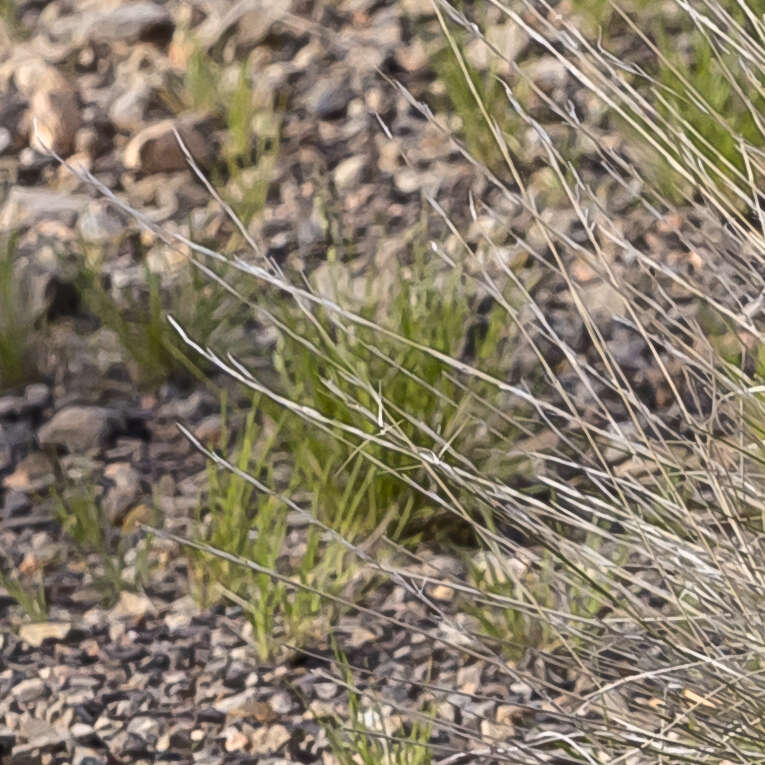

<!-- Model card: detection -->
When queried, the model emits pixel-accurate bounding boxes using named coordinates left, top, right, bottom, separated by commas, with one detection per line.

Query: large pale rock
left=38, top=406, right=117, bottom=453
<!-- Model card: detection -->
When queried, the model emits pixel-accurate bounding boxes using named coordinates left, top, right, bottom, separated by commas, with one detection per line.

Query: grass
left=569, top=0, right=765, bottom=204
left=325, top=646, right=434, bottom=765
left=64, top=0, right=765, bottom=761
left=64, top=37, right=281, bottom=391
left=187, top=393, right=362, bottom=661
left=174, top=36, right=282, bottom=239
left=0, top=231, right=38, bottom=391
left=431, top=20, right=523, bottom=175
left=52, top=477, right=155, bottom=606
left=0, top=569, right=47, bottom=622
left=75, top=253, right=222, bottom=387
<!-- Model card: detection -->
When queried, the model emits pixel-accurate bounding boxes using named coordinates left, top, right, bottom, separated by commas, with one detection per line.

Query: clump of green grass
left=75, top=250, right=244, bottom=388
left=187, top=393, right=362, bottom=660
left=53, top=479, right=155, bottom=605
left=0, top=232, right=38, bottom=390
left=258, top=244, right=538, bottom=548
left=174, top=38, right=282, bottom=236
left=0, top=568, right=47, bottom=622
left=432, top=25, right=523, bottom=175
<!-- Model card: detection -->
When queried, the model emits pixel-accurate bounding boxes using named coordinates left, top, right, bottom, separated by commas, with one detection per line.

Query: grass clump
left=75, top=248, right=250, bottom=387
left=264, top=254, right=524, bottom=545
left=174, top=37, right=281, bottom=235
left=0, top=568, right=47, bottom=622
left=325, top=649, right=434, bottom=765
left=0, top=232, right=38, bottom=391
left=53, top=479, right=155, bottom=606
left=187, top=394, right=361, bottom=660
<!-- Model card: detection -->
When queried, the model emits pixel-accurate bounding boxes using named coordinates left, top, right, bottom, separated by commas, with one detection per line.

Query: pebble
left=109, top=85, right=152, bottom=132
left=12, top=677, right=47, bottom=703
left=333, top=155, right=366, bottom=191
left=305, top=78, right=352, bottom=119
left=103, top=461, right=141, bottom=524
left=18, top=622, right=72, bottom=648
left=2, top=451, right=54, bottom=493
left=123, top=115, right=211, bottom=174
left=38, top=406, right=116, bottom=453
left=28, top=65, right=81, bottom=156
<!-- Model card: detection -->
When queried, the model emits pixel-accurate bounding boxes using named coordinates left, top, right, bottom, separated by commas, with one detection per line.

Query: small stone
left=430, top=584, right=455, bottom=602
left=251, top=701, right=276, bottom=723
left=71, top=722, right=95, bottom=740
left=249, top=724, right=290, bottom=754
left=24, top=383, right=51, bottom=410
left=123, top=115, right=211, bottom=174
left=480, top=718, right=514, bottom=741
left=237, top=0, right=291, bottom=46
left=305, top=78, right=352, bottom=119
left=347, top=626, right=376, bottom=647
left=77, top=201, right=125, bottom=244
left=0, top=395, right=25, bottom=418
left=268, top=692, right=293, bottom=714
left=72, top=746, right=106, bottom=765
left=110, top=590, right=156, bottom=622
left=333, top=155, right=366, bottom=191
left=2, top=490, right=31, bottom=517
left=27, top=66, right=80, bottom=156
left=223, top=661, right=249, bottom=690
left=38, top=406, right=116, bottom=453
left=0, top=188, right=90, bottom=231
left=3, top=451, right=53, bottom=492
left=192, top=414, right=223, bottom=445
left=103, top=462, right=141, bottom=524
left=109, top=86, right=152, bottom=132
left=127, top=715, right=160, bottom=742
left=0, top=92, right=27, bottom=155
left=223, top=726, right=249, bottom=753
left=12, top=677, right=47, bottom=703
left=18, top=622, right=72, bottom=648
left=213, top=689, right=257, bottom=714
left=398, top=0, right=433, bottom=17
left=314, top=682, right=338, bottom=700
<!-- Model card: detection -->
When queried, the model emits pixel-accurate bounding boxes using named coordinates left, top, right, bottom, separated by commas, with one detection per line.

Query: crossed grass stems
left=10, top=0, right=765, bottom=760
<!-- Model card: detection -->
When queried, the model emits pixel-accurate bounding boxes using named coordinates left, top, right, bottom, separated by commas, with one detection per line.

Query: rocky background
left=0, top=0, right=722, bottom=762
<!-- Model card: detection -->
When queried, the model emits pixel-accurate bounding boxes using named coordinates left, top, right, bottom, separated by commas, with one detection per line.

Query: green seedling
left=0, top=569, right=47, bottom=622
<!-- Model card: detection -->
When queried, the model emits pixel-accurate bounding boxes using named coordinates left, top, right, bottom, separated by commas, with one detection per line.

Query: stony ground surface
left=0, top=0, right=744, bottom=763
